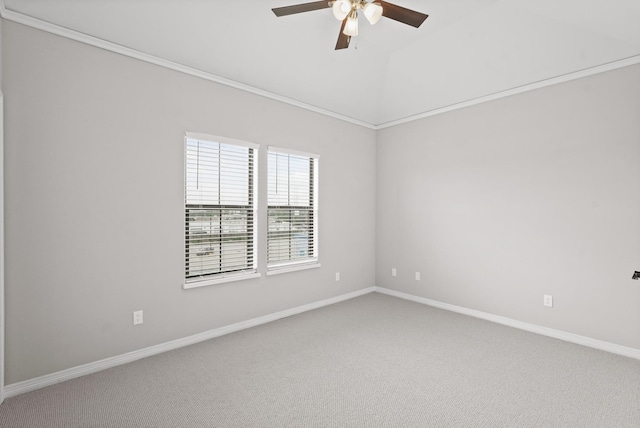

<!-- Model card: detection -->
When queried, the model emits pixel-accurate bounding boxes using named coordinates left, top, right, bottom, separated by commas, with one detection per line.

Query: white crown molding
left=375, top=55, right=640, bottom=129
left=0, top=5, right=376, bottom=130
left=3, top=287, right=376, bottom=398
left=375, top=286, right=640, bottom=361
left=2, top=4, right=639, bottom=130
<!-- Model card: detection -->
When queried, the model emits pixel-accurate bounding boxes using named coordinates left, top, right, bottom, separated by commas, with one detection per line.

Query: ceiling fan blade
left=379, top=1, right=428, bottom=28
left=272, top=1, right=330, bottom=17
left=335, top=18, right=351, bottom=50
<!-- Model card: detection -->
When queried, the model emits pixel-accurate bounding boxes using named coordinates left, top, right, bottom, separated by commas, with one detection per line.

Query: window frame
left=183, top=132, right=260, bottom=289
left=266, top=146, right=320, bottom=274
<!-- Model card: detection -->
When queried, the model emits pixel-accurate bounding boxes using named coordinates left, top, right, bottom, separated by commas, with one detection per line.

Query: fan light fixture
left=363, top=2, right=383, bottom=25
left=272, top=1, right=429, bottom=51
left=332, top=0, right=351, bottom=20
left=331, top=1, right=383, bottom=36
left=344, top=10, right=359, bottom=36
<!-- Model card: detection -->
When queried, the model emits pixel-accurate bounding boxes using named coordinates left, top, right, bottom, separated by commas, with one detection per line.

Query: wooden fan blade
left=272, top=1, right=330, bottom=17
left=335, top=18, right=351, bottom=50
left=379, top=1, right=428, bottom=28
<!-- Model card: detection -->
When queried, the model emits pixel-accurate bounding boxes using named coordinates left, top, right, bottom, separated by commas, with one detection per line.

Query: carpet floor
left=0, top=292, right=638, bottom=427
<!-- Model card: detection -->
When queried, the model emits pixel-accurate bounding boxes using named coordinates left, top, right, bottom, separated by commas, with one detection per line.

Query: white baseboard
left=375, top=286, right=640, bottom=361
left=7, top=285, right=638, bottom=398
left=4, top=287, right=376, bottom=398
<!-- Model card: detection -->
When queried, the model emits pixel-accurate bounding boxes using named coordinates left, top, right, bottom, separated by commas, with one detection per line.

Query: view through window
left=184, top=134, right=256, bottom=282
left=267, top=148, right=318, bottom=269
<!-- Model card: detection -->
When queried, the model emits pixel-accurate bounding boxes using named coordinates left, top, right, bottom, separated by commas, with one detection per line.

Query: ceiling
left=3, top=0, right=640, bottom=127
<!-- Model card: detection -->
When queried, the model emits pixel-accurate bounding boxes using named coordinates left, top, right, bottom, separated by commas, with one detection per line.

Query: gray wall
left=2, top=21, right=376, bottom=384
left=0, top=15, right=5, bottom=401
left=377, top=64, right=640, bottom=349
left=3, top=17, right=640, bottom=387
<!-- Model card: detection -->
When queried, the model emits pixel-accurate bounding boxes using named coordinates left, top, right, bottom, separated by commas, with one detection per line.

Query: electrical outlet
left=335, top=272, right=340, bottom=281
left=415, top=272, right=421, bottom=281
left=543, top=295, right=553, bottom=308
left=391, top=268, right=397, bottom=277
left=133, top=310, right=143, bottom=325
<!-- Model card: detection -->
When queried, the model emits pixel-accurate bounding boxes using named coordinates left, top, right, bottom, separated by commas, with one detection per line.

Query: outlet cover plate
left=133, top=310, right=143, bottom=325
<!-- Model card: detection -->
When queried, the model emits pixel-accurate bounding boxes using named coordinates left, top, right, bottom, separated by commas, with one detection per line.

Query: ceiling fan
left=272, top=1, right=428, bottom=50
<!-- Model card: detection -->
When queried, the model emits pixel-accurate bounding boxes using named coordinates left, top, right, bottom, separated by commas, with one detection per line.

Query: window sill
left=266, top=262, right=321, bottom=276
left=183, top=272, right=261, bottom=289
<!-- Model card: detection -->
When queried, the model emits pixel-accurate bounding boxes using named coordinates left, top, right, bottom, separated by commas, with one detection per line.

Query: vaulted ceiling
left=4, top=0, right=640, bottom=127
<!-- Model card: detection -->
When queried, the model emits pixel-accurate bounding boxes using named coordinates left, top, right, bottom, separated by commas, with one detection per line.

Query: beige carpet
left=0, top=292, right=639, bottom=427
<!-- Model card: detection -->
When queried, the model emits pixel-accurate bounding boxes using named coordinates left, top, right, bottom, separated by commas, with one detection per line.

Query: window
left=267, top=147, right=318, bottom=271
left=184, top=133, right=258, bottom=287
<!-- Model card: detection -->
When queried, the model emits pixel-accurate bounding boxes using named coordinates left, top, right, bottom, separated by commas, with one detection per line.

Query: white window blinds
left=267, top=147, right=318, bottom=269
left=185, top=134, right=257, bottom=283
